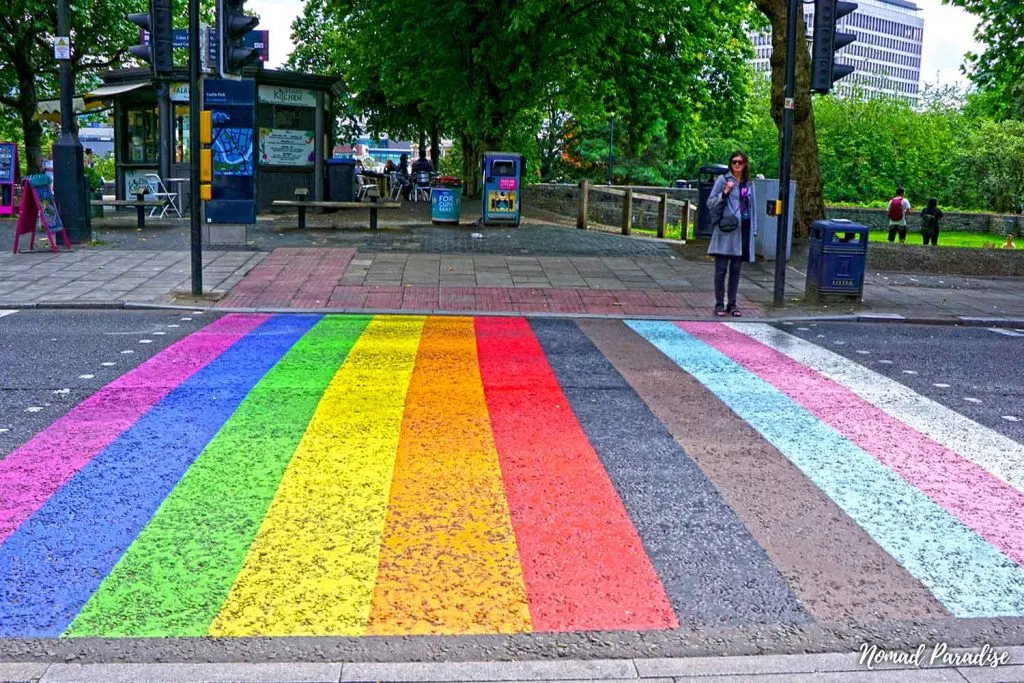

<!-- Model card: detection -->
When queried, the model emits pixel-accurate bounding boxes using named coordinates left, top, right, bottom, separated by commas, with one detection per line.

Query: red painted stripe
left=475, top=317, right=677, bottom=632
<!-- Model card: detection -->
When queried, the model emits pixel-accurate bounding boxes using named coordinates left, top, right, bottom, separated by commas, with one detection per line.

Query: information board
left=0, top=142, right=17, bottom=216
left=13, top=174, right=71, bottom=253
left=204, top=78, right=256, bottom=224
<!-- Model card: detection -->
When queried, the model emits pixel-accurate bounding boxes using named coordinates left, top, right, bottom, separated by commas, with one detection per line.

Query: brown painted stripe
left=577, top=319, right=949, bottom=623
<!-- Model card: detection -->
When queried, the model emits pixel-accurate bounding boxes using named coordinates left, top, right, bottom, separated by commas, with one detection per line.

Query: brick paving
left=214, top=248, right=762, bottom=317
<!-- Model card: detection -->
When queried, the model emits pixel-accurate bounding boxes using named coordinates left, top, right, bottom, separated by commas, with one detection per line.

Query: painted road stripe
left=366, top=317, right=530, bottom=635
left=0, top=315, right=317, bottom=637
left=579, top=319, right=947, bottom=622
left=690, top=323, right=1024, bottom=568
left=630, top=321, right=1024, bottom=617
left=0, top=314, right=268, bottom=545
left=210, top=316, right=424, bottom=637
left=475, top=318, right=677, bottom=632
left=733, top=324, right=1024, bottom=495
left=0, top=310, right=16, bottom=318
left=532, top=319, right=808, bottom=627
left=66, top=316, right=369, bottom=637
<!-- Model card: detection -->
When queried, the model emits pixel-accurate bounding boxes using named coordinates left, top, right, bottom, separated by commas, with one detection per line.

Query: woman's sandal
left=714, top=309, right=726, bottom=317
left=730, top=309, right=742, bottom=317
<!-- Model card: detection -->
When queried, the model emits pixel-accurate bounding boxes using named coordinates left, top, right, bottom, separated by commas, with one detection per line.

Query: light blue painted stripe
left=0, top=314, right=321, bottom=637
left=628, top=320, right=1024, bottom=618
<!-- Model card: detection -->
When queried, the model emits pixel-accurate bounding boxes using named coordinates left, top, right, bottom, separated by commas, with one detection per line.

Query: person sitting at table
left=411, top=150, right=434, bottom=174
left=395, top=153, right=414, bottom=200
left=384, top=159, right=397, bottom=173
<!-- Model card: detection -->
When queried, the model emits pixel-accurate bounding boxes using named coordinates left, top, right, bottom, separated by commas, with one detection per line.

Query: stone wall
left=524, top=183, right=699, bottom=231
left=826, top=206, right=1024, bottom=235
left=866, top=241, right=1024, bottom=276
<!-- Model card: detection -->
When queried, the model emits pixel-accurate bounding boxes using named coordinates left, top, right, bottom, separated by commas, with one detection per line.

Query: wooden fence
left=575, top=179, right=695, bottom=239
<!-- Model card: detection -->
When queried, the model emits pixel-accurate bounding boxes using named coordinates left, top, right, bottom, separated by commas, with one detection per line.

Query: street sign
left=139, top=28, right=269, bottom=66
left=53, top=36, right=70, bottom=60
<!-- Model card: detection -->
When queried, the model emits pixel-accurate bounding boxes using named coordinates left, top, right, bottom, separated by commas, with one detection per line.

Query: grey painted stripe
left=39, top=663, right=340, bottom=682
left=528, top=319, right=808, bottom=627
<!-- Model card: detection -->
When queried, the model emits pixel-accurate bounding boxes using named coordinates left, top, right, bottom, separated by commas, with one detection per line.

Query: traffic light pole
left=773, top=0, right=799, bottom=308
left=188, top=0, right=203, bottom=295
left=53, top=0, right=90, bottom=244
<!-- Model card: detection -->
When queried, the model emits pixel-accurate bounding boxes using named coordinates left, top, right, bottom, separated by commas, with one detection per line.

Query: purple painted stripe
left=685, top=322, right=1024, bottom=568
left=0, top=314, right=269, bottom=544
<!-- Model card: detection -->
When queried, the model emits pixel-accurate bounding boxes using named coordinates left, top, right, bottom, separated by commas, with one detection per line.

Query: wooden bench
left=273, top=187, right=400, bottom=230
left=90, top=197, right=168, bottom=229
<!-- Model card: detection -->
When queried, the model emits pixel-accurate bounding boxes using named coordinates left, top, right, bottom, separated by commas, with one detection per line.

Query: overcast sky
left=247, top=0, right=983, bottom=90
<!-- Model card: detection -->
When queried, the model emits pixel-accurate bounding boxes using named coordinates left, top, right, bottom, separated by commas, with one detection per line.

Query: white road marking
left=0, top=428, right=8, bottom=433
left=934, top=383, right=950, bottom=388
left=180, top=317, right=192, bottom=321
left=138, top=339, right=153, bottom=344
left=121, top=350, right=135, bottom=354
left=797, top=327, right=810, bottom=331
left=101, top=362, right=116, bottom=367
left=153, top=331, right=166, bottom=335
left=1003, top=416, right=1020, bottom=422
left=988, top=327, right=1024, bottom=337
left=78, top=374, right=95, bottom=379
left=878, top=360, right=894, bottom=364
left=53, top=389, right=70, bottom=395
left=903, top=370, right=919, bottom=375
left=965, top=397, right=983, bottom=404
left=167, top=324, right=180, bottom=328
left=856, top=350, right=870, bottom=355
left=0, top=310, right=16, bottom=318
left=731, top=323, right=1024, bottom=495
left=25, top=407, right=42, bottom=413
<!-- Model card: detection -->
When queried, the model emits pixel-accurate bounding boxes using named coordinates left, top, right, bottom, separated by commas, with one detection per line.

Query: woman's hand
left=724, top=178, right=735, bottom=195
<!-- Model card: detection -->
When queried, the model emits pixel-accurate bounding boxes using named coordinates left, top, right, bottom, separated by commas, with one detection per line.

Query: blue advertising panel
left=204, top=78, right=256, bottom=224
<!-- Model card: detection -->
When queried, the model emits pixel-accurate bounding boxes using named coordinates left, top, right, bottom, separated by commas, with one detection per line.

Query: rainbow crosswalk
left=0, top=314, right=1022, bottom=638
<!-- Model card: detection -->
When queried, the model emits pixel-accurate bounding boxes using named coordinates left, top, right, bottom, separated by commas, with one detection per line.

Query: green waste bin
left=431, top=176, right=463, bottom=224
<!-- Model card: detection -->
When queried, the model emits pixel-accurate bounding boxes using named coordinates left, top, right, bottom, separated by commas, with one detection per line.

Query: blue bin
left=431, top=184, right=462, bottom=224
left=806, top=219, right=868, bottom=300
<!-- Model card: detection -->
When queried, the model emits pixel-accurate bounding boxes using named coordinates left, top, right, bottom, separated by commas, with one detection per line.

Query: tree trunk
left=429, top=123, right=440, bottom=170
left=13, top=53, right=43, bottom=174
left=754, top=0, right=826, bottom=238
left=460, top=134, right=499, bottom=199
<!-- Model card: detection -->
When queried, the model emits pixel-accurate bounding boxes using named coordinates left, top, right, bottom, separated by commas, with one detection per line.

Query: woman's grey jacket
left=706, top=174, right=757, bottom=260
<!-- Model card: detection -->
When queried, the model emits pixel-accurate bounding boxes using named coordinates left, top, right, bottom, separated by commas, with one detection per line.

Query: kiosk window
left=257, top=104, right=315, bottom=130
left=126, top=108, right=159, bottom=164
left=174, top=105, right=190, bottom=163
left=491, top=160, right=516, bottom=176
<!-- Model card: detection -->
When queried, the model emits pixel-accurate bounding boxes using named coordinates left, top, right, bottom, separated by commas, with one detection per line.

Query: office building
left=750, top=0, right=924, bottom=104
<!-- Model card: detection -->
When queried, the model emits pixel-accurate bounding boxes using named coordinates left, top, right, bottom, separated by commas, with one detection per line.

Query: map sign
left=0, top=143, right=16, bottom=184
left=203, top=78, right=255, bottom=224
left=258, top=129, right=314, bottom=166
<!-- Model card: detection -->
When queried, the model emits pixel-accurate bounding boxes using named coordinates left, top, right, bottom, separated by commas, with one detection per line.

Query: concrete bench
left=90, top=198, right=168, bottom=229
left=272, top=192, right=401, bottom=230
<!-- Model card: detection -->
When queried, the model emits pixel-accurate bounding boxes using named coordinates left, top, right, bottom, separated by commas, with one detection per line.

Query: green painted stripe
left=65, top=315, right=372, bottom=637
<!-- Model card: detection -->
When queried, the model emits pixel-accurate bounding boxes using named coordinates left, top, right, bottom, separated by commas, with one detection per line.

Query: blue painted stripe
left=628, top=320, right=1024, bottom=618
left=0, top=315, right=320, bottom=637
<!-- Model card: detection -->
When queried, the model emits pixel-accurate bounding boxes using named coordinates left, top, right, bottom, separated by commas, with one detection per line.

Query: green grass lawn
left=868, top=230, right=1012, bottom=249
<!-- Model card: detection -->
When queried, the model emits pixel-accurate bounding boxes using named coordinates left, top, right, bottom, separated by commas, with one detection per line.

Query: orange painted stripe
left=366, top=317, right=531, bottom=635
left=475, top=317, right=677, bottom=631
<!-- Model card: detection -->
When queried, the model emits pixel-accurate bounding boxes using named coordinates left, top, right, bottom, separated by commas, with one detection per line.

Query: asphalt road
left=0, top=312, right=1021, bottom=665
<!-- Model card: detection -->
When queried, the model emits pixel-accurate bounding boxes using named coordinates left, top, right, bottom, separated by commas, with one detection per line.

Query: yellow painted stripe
left=366, top=317, right=531, bottom=635
left=209, top=315, right=425, bottom=637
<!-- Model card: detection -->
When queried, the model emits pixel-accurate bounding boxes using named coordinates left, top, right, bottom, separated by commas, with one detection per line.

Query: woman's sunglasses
left=730, top=159, right=745, bottom=166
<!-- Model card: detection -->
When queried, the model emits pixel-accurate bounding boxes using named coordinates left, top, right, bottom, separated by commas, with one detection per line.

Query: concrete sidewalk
left=1, top=240, right=1023, bottom=323
left=1, top=649, right=1020, bottom=682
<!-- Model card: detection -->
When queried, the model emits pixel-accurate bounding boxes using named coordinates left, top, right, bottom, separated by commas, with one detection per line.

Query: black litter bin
left=326, top=158, right=356, bottom=202
left=806, top=219, right=868, bottom=301
left=696, top=164, right=729, bottom=239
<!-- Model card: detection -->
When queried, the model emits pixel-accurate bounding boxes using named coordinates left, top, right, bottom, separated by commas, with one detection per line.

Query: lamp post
left=607, top=117, right=614, bottom=186
left=53, top=0, right=91, bottom=244
left=189, top=0, right=202, bottom=295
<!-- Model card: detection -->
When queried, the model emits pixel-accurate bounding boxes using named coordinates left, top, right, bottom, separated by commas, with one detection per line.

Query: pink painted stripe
left=681, top=322, right=1024, bottom=568
left=0, top=314, right=270, bottom=544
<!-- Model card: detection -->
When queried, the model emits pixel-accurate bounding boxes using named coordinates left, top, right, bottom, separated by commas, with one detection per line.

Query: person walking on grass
left=707, top=151, right=757, bottom=317
left=887, top=186, right=912, bottom=243
left=919, top=197, right=943, bottom=246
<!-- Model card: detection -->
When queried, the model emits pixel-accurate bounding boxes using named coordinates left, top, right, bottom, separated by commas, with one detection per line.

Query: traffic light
left=217, top=0, right=260, bottom=76
left=811, top=0, right=858, bottom=94
left=127, top=0, right=173, bottom=74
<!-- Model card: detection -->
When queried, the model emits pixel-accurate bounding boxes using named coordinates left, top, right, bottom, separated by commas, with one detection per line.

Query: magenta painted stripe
left=0, top=314, right=270, bottom=544
left=681, top=322, right=1024, bottom=568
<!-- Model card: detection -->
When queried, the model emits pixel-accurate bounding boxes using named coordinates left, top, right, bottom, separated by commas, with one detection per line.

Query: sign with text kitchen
left=257, top=86, right=316, bottom=108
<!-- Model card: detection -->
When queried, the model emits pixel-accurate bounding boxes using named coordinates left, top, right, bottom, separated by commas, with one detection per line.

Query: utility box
left=806, top=219, right=868, bottom=301
left=481, top=152, right=523, bottom=227
left=754, top=178, right=796, bottom=261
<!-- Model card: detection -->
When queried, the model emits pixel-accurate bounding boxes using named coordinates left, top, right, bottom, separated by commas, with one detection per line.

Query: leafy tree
left=945, top=0, right=1024, bottom=119
left=298, top=0, right=755, bottom=196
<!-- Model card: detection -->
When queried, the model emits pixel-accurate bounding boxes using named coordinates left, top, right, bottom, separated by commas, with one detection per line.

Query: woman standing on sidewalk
left=706, top=151, right=757, bottom=317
